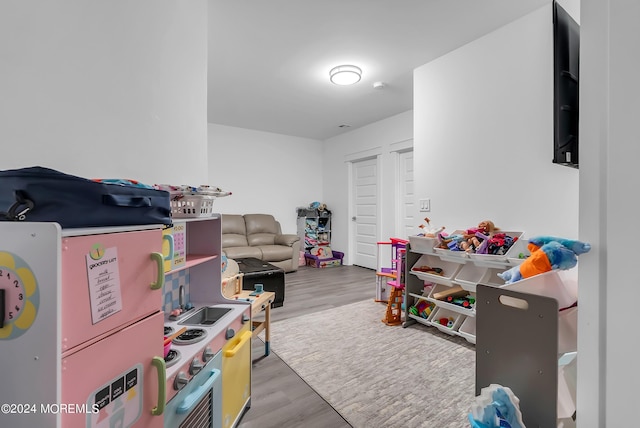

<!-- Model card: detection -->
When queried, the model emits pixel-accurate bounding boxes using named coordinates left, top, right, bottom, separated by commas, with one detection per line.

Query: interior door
left=397, top=149, right=415, bottom=240
left=350, top=157, right=379, bottom=269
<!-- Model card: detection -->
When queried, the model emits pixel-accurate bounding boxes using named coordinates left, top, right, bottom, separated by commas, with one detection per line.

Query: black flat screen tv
left=553, top=1, right=580, bottom=168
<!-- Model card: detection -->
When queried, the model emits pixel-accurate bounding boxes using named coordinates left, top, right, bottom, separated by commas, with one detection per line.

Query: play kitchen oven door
left=165, top=352, right=223, bottom=428
left=222, top=321, right=252, bottom=428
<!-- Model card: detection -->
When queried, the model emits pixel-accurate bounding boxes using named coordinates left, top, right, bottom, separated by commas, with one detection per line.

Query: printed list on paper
left=86, top=247, right=123, bottom=324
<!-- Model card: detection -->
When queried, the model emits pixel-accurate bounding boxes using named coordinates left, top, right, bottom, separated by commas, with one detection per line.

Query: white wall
left=413, top=4, right=579, bottom=238
left=322, top=111, right=413, bottom=264
left=580, top=0, right=639, bottom=425
left=0, top=0, right=208, bottom=185
left=207, top=124, right=323, bottom=234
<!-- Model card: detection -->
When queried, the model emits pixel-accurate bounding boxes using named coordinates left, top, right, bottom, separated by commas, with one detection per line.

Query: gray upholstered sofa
left=221, top=214, right=301, bottom=273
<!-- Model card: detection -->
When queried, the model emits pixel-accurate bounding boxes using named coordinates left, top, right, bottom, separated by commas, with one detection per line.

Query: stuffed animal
left=498, top=236, right=591, bottom=284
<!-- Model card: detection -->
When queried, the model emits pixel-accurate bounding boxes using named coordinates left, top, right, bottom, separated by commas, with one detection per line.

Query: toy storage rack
left=404, top=239, right=578, bottom=426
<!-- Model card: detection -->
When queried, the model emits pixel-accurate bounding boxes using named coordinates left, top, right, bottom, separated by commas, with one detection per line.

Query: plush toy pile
left=498, top=236, right=591, bottom=284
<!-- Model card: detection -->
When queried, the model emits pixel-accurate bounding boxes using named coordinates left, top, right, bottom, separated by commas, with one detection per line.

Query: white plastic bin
left=453, top=263, right=488, bottom=292
left=411, top=253, right=463, bottom=286
left=458, top=316, right=476, bottom=344
left=480, top=267, right=507, bottom=287
left=499, top=270, right=578, bottom=310
left=426, top=283, right=476, bottom=315
left=427, top=307, right=465, bottom=335
left=433, top=229, right=469, bottom=262
left=557, top=352, right=577, bottom=421
left=506, top=237, right=530, bottom=266
left=409, top=235, right=438, bottom=254
left=467, top=230, right=524, bottom=267
left=558, top=306, right=578, bottom=354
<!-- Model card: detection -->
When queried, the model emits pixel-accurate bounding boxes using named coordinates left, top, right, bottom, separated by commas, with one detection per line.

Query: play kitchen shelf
left=0, top=216, right=251, bottom=428
left=162, top=216, right=251, bottom=428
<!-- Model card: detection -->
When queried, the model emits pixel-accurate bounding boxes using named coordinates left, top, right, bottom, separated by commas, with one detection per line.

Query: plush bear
left=498, top=236, right=591, bottom=284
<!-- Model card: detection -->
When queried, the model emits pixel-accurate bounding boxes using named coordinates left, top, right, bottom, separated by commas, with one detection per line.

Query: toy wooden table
left=231, top=290, right=275, bottom=359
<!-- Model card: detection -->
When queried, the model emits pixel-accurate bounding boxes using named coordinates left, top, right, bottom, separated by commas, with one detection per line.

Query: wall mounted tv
left=553, top=1, right=580, bottom=169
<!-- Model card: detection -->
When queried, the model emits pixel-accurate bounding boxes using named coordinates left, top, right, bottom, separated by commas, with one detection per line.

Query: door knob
left=352, top=216, right=356, bottom=221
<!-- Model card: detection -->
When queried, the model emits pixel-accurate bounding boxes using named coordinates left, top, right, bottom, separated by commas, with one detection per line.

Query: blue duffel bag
left=0, top=166, right=171, bottom=228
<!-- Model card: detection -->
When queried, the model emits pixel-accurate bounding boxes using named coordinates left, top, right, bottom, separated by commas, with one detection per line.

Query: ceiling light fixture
left=330, top=65, right=362, bottom=85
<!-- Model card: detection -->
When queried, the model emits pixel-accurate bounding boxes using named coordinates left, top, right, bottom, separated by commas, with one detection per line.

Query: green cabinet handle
left=150, top=252, right=165, bottom=290
left=151, top=356, right=166, bottom=416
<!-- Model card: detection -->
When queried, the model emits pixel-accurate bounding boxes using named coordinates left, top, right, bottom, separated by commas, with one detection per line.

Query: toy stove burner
left=172, top=328, right=208, bottom=345
left=164, top=349, right=181, bottom=368
left=164, top=326, right=173, bottom=336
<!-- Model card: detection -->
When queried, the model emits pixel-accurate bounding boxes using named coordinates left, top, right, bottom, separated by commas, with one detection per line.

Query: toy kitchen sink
left=177, top=306, right=233, bottom=326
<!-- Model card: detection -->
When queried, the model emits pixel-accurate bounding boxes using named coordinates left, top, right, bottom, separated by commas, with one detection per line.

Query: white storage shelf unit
left=404, top=230, right=527, bottom=345
left=404, top=234, right=580, bottom=425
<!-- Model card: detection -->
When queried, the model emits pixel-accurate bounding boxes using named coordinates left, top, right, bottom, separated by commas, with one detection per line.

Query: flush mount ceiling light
left=330, top=65, right=362, bottom=85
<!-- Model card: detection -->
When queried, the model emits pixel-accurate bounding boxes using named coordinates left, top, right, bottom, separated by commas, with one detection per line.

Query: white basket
left=411, top=253, right=463, bottom=286
left=171, top=194, right=215, bottom=218
left=453, top=263, right=488, bottom=292
left=458, top=316, right=477, bottom=344
left=409, top=235, right=438, bottom=254
left=467, top=230, right=525, bottom=267
left=499, top=270, right=578, bottom=309
left=427, top=307, right=465, bottom=335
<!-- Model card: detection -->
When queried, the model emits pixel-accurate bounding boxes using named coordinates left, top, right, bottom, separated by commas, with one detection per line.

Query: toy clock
left=0, top=250, right=40, bottom=340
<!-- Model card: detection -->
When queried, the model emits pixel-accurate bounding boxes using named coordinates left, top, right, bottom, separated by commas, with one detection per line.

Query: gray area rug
left=264, top=299, right=476, bottom=428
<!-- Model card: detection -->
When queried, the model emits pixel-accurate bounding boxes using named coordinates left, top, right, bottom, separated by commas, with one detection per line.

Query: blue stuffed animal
left=498, top=236, right=591, bottom=284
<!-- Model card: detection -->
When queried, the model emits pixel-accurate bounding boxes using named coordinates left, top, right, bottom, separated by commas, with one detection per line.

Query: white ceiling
left=207, top=0, right=549, bottom=141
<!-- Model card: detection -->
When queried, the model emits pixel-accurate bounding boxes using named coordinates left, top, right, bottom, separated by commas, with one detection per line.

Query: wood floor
left=237, top=264, right=377, bottom=428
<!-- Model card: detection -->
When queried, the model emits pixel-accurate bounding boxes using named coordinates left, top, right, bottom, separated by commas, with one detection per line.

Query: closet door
left=350, top=156, right=379, bottom=269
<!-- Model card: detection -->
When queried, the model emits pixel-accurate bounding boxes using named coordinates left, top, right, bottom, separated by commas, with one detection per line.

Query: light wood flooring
left=237, top=264, right=377, bottom=428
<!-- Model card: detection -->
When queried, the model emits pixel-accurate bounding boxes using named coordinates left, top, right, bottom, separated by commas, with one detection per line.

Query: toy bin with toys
left=426, top=283, right=476, bottom=315
left=433, top=229, right=470, bottom=261
left=410, top=253, right=463, bottom=286
left=506, top=237, right=531, bottom=265
left=408, top=235, right=438, bottom=254
left=304, top=246, right=344, bottom=268
left=410, top=217, right=445, bottom=254
left=466, top=230, right=524, bottom=267
left=432, top=220, right=523, bottom=267
left=427, top=306, right=465, bottom=336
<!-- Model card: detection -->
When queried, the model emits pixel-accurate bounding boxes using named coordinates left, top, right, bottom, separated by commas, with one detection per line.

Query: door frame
left=345, top=147, right=382, bottom=267
left=390, top=139, right=414, bottom=239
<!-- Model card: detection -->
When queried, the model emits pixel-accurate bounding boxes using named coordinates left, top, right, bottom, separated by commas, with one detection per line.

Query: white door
left=397, top=150, right=414, bottom=240
left=351, top=157, right=378, bottom=269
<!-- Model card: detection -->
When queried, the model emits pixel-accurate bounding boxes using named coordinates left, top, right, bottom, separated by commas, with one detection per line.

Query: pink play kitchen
left=0, top=216, right=251, bottom=428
